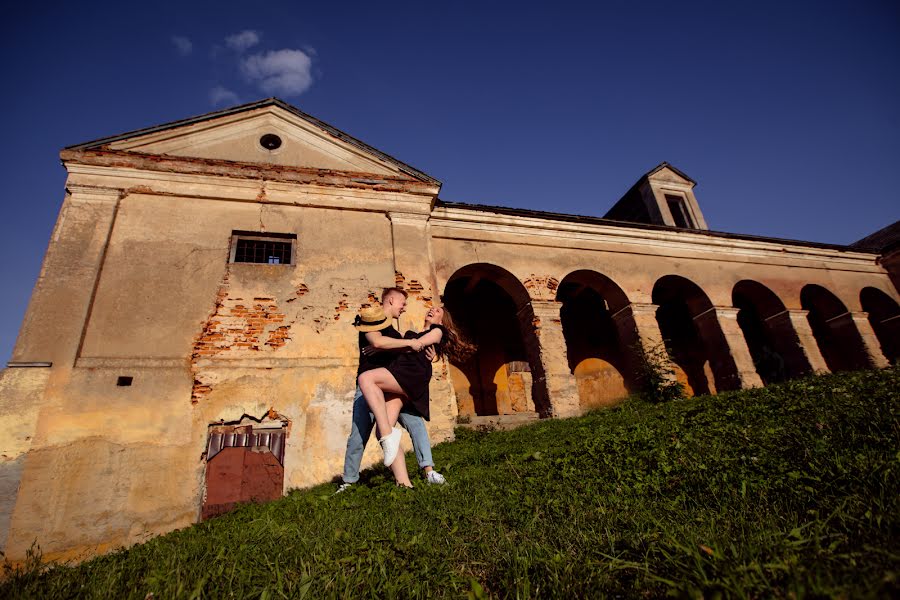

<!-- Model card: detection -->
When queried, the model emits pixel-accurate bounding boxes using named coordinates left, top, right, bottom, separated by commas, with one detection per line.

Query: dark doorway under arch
left=443, top=264, right=543, bottom=417
left=801, top=285, right=869, bottom=372
left=653, top=275, right=741, bottom=394
left=732, top=280, right=808, bottom=383
left=557, top=271, right=635, bottom=409
left=860, top=287, right=899, bottom=364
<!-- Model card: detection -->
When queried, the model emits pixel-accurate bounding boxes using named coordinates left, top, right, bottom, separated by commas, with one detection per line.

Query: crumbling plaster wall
left=3, top=180, right=453, bottom=562
left=3, top=361, right=198, bottom=562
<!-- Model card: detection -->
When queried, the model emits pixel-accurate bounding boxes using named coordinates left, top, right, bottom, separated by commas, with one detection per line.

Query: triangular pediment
left=645, top=162, right=695, bottom=187
left=68, top=99, right=438, bottom=183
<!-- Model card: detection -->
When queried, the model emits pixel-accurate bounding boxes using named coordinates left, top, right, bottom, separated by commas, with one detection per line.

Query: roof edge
left=435, top=199, right=869, bottom=254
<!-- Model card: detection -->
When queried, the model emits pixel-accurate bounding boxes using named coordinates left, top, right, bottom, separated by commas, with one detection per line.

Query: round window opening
left=259, top=134, right=283, bottom=151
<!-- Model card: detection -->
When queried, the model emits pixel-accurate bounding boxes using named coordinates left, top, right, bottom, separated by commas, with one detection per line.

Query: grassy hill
left=3, top=368, right=899, bottom=599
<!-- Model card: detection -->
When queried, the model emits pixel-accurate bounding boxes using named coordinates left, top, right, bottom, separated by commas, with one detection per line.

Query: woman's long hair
left=433, top=307, right=476, bottom=364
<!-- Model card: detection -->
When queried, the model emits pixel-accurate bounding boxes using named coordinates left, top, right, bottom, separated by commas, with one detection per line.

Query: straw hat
left=353, top=305, right=392, bottom=332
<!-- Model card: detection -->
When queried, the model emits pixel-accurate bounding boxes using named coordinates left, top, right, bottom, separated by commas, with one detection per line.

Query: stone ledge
left=456, top=412, right=541, bottom=431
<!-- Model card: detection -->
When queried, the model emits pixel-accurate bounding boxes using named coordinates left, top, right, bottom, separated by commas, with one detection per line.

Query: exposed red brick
left=191, top=272, right=294, bottom=402
left=523, top=275, right=561, bottom=300
left=407, top=279, right=424, bottom=294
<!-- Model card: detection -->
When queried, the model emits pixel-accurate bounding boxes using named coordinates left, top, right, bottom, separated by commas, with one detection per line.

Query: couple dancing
left=340, top=287, right=470, bottom=489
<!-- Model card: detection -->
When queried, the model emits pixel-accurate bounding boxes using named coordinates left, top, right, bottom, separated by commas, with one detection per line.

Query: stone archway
left=732, top=280, right=808, bottom=383
left=860, top=287, right=900, bottom=364
left=800, top=284, right=870, bottom=372
left=652, top=275, right=743, bottom=394
left=557, top=270, right=635, bottom=410
left=443, top=263, right=545, bottom=420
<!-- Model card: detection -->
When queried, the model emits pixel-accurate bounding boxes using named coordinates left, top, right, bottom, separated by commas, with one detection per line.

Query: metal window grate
left=234, top=238, right=292, bottom=264
left=206, top=426, right=286, bottom=465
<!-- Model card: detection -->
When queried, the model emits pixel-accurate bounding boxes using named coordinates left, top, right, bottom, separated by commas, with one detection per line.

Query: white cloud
left=240, top=49, right=313, bottom=97
left=171, top=35, right=192, bottom=56
left=209, top=86, right=240, bottom=106
left=226, top=30, right=261, bottom=52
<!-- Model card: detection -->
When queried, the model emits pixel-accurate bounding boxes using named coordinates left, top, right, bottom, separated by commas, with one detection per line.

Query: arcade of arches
left=442, top=264, right=898, bottom=422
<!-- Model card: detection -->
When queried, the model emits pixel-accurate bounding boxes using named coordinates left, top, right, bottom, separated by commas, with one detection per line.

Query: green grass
left=3, top=368, right=899, bottom=599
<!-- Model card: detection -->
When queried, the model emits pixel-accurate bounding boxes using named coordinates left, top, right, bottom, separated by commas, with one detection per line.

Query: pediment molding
left=646, top=164, right=695, bottom=188
left=65, top=98, right=440, bottom=187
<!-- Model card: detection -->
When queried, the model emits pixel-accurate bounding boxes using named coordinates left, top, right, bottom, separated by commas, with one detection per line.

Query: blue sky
left=1, top=0, right=898, bottom=362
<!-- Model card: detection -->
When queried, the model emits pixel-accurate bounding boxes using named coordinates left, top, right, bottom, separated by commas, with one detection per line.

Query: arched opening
left=800, top=285, right=869, bottom=372
left=860, top=287, right=900, bottom=364
left=443, top=264, right=544, bottom=419
left=652, top=275, right=740, bottom=394
left=732, top=280, right=807, bottom=383
left=557, top=270, right=635, bottom=410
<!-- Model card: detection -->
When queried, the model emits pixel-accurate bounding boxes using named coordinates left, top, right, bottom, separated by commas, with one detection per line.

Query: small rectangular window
left=665, top=195, right=694, bottom=229
left=230, top=231, right=296, bottom=265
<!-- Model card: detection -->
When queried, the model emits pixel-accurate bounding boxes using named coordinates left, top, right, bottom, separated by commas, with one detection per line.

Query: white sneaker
left=425, top=470, right=446, bottom=485
left=379, top=427, right=402, bottom=466
left=333, top=482, right=353, bottom=495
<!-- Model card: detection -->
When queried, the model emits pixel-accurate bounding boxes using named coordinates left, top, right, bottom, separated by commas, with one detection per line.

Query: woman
left=358, top=306, right=471, bottom=485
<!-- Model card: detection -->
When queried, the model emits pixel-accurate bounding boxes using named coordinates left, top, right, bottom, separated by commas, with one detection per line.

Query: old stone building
left=1, top=98, right=897, bottom=563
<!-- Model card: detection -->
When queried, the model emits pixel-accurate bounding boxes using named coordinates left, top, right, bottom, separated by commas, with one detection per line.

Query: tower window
left=665, top=195, right=695, bottom=229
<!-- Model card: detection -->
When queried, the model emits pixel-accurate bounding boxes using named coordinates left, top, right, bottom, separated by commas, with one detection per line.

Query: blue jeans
left=342, top=386, right=434, bottom=483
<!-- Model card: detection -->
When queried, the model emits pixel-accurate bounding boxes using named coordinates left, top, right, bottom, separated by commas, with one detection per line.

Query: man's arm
left=364, top=344, right=436, bottom=359
left=365, top=331, right=424, bottom=352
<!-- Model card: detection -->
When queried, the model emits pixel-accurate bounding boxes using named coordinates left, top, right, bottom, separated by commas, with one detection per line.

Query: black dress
left=386, top=325, right=446, bottom=421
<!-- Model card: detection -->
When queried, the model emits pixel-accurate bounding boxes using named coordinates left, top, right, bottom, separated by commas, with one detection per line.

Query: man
left=337, top=287, right=445, bottom=492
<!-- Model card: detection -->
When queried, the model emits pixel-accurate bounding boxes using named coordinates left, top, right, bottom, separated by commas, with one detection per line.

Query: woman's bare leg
left=358, top=368, right=407, bottom=440
left=384, top=396, right=413, bottom=487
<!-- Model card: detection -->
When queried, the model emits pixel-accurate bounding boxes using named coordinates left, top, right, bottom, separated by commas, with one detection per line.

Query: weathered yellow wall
left=0, top=368, right=48, bottom=551
left=573, top=358, right=628, bottom=410
left=3, top=180, right=453, bottom=562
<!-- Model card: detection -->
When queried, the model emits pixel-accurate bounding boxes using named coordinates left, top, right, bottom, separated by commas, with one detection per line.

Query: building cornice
left=430, top=205, right=881, bottom=269
left=61, top=149, right=440, bottom=197
left=64, top=162, right=435, bottom=215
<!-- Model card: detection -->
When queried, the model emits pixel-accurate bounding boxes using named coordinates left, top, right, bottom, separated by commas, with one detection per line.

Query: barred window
left=230, top=231, right=296, bottom=265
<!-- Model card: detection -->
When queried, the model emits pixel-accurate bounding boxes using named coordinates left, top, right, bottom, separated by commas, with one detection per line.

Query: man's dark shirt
left=357, top=326, right=402, bottom=376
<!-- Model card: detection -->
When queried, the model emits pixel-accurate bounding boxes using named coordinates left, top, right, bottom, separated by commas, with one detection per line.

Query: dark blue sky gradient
left=1, top=1, right=898, bottom=362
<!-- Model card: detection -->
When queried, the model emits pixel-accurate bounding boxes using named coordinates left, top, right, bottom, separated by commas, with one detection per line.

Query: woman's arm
left=416, top=326, right=444, bottom=347
left=365, top=331, right=424, bottom=352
